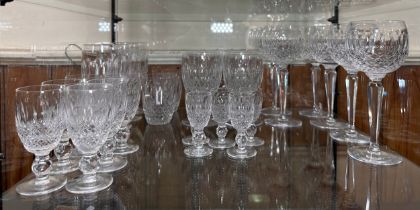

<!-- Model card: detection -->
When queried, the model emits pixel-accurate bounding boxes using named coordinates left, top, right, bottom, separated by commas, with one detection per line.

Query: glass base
left=97, top=156, right=128, bottom=173
left=261, top=107, right=292, bottom=116
left=65, top=174, right=113, bottom=194
left=348, top=145, right=403, bottom=166
left=16, top=175, right=67, bottom=196
left=227, top=147, right=257, bottom=159
left=50, top=159, right=79, bottom=175
left=330, top=130, right=370, bottom=144
left=310, top=119, right=348, bottom=130
left=246, top=137, right=265, bottom=147
left=208, top=138, right=235, bottom=149
left=70, top=148, right=82, bottom=158
left=299, top=109, right=328, bottom=118
left=182, top=136, right=210, bottom=146
left=182, top=119, right=218, bottom=128
left=113, top=143, right=139, bottom=155
left=184, top=145, right=213, bottom=157
left=265, top=118, right=302, bottom=128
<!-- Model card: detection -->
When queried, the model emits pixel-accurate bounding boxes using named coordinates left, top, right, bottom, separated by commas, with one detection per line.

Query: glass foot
left=330, top=130, right=370, bottom=144
left=299, top=109, right=328, bottom=118
left=97, top=156, right=128, bottom=173
left=246, top=137, right=265, bottom=147
left=113, top=143, right=139, bottom=155
left=261, top=107, right=292, bottom=116
left=182, top=136, right=210, bottom=146
left=227, top=147, right=257, bottom=159
left=208, top=138, right=235, bottom=149
left=348, top=145, right=403, bottom=166
left=310, top=119, right=348, bottom=130
left=65, top=174, right=113, bottom=194
left=184, top=145, right=213, bottom=157
left=50, top=159, right=79, bottom=175
left=265, top=118, right=302, bottom=128
left=16, top=175, right=67, bottom=196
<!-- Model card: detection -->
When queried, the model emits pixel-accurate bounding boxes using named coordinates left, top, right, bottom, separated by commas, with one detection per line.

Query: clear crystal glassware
left=346, top=20, right=409, bottom=166
left=143, top=72, right=182, bottom=125
left=88, top=77, right=129, bottom=173
left=246, top=89, right=264, bottom=147
left=309, top=24, right=348, bottom=130
left=64, top=83, right=115, bottom=194
left=327, top=24, right=370, bottom=144
left=208, top=86, right=235, bottom=149
left=15, top=85, right=67, bottom=196
left=81, top=43, right=113, bottom=77
left=184, top=91, right=213, bottom=158
left=227, top=91, right=256, bottom=159
left=41, top=79, right=81, bottom=174
left=262, top=23, right=302, bottom=128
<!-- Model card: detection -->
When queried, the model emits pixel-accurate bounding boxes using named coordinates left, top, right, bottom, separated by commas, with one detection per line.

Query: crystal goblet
left=246, top=88, right=264, bottom=147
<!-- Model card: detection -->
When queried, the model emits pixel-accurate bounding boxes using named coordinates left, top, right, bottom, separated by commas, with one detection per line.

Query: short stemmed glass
left=81, top=43, right=113, bottom=77
left=328, top=24, right=370, bottom=144
left=227, top=91, right=256, bottom=159
left=15, top=85, right=67, bottom=196
left=64, top=83, right=115, bottom=194
left=184, top=91, right=213, bottom=158
left=88, top=77, right=129, bottom=173
left=346, top=20, right=409, bottom=165
left=246, top=89, right=264, bottom=147
left=208, top=87, right=235, bottom=149
left=41, top=79, right=80, bottom=174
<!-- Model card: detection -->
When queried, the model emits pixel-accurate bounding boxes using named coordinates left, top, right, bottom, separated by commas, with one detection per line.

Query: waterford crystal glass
left=184, top=91, right=213, bottom=157
left=208, top=86, right=235, bottom=149
left=64, top=83, right=115, bottom=194
left=246, top=88, right=264, bottom=147
left=81, top=43, right=113, bottom=77
left=227, top=91, right=257, bottom=159
left=41, top=79, right=81, bottom=174
left=15, top=85, right=67, bottom=196
left=346, top=20, right=409, bottom=165
left=328, top=24, right=370, bottom=144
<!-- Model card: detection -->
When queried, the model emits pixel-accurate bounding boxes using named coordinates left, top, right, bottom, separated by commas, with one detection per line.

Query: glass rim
left=65, top=83, right=114, bottom=92
left=348, top=20, right=406, bottom=25
left=16, top=84, right=62, bottom=93
left=41, top=78, right=81, bottom=85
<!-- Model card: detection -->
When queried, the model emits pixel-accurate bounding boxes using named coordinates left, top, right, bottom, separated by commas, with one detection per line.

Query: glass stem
left=115, top=125, right=130, bottom=148
left=216, top=124, right=228, bottom=143
left=193, top=129, right=205, bottom=149
left=346, top=73, right=359, bottom=132
left=246, top=123, right=257, bottom=142
left=311, top=64, right=321, bottom=111
left=324, top=67, right=337, bottom=121
left=270, top=63, right=279, bottom=109
left=32, top=155, right=52, bottom=185
left=236, top=132, right=247, bottom=153
left=99, top=137, right=115, bottom=165
left=367, top=81, right=384, bottom=152
left=366, top=166, right=381, bottom=210
left=277, top=66, right=288, bottom=118
left=79, top=155, right=98, bottom=184
left=54, top=137, right=71, bottom=166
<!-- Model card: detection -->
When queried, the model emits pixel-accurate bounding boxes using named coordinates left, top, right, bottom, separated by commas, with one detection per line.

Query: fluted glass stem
left=277, top=66, right=288, bottom=118
left=366, top=166, right=381, bottom=210
left=346, top=73, right=359, bottom=132
left=311, top=64, right=321, bottom=111
left=324, top=67, right=337, bottom=122
left=367, top=81, right=383, bottom=152
left=271, top=63, right=279, bottom=109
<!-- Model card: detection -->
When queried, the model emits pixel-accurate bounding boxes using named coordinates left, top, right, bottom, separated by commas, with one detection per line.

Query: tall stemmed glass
left=15, top=85, right=67, bottom=196
left=182, top=51, right=223, bottom=146
left=346, top=20, right=408, bottom=165
left=184, top=91, right=213, bottom=158
left=262, top=23, right=302, bottom=128
left=41, top=79, right=80, bottom=174
left=246, top=89, right=264, bottom=147
left=208, top=86, right=235, bottom=149
left=227, top=91, right=256, bottom=159
left=328, top=24, right=370, bottom=144
left=309, top=24, right=348, bottom=130
left=64, top=83, right=115, bottom=194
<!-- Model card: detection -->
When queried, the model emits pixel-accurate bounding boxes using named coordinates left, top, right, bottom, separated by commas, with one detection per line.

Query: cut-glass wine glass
left=246, top=89, right=264, bottom=147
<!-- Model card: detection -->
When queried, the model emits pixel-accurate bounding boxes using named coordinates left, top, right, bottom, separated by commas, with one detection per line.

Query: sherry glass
left=246, top=88, right=264, bottom=147
left=346, top=20, right=408, bottom=165
left=15, top=85, right=67, bottom=196
left=328, top=24, right=370, bottom=144
left=208, top=86, right=235, bottom=149
left=88, top=77, right=129, bottom=173
left=41, top=79, right=81, bottom=174
left=227, top=91, right=256, bottom=159
left=184, top=91, right=213, bottom=158
left=64, top=83, right=115, bottom=194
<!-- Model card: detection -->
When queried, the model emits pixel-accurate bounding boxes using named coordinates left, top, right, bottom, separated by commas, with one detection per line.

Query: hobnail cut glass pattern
left=212, top=87, right=230, bottom=124
left=346, top=20, right=409, bottom=81
left=229, top=92, right=255, bottom=132
left=253, top=90, right=263, bottom=122
left=308, top=24, right=334, bottom=64
left=186, top=91, right=213, bottom=130
left=223, top=52, right=263, bottom=92
left=328, top=24, right=358, bottom=74
left=182, top=51, right=223, bottom=92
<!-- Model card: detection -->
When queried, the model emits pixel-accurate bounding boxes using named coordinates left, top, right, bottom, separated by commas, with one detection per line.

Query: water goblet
left=346, top=20, right=409, bottom=165
left=208, top=87, right=235, bottom=149
left=227, top=91, right=257, bottom=159
left=246, top=89, right=264, bottom=147
left=184, top=91, right=213, bottom=158
left=81, top=43, right=113, bottom=77
left=64, top=83, right=116, bottom=194
left=15, top=85, right=67, bottom=196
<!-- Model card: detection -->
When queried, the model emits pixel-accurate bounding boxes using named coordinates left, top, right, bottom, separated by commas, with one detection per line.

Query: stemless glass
left=41, top=79, right=81, bottom=174
left=208, top=86, right=235, bottom=149
left=327, top=24, right=370, bottom=144
left=246, top=88, right=264, bottom=147
left=346, top=20, right=409, bottom=165
left=184, top=91, right=213, bottom=158
left=64, top=83, right=115, bottom=194
left=227, top=91, right=256, bottom=159
left=15, top=85, right=67, bottom=196
left=81, top=43, right=113, bottom=77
